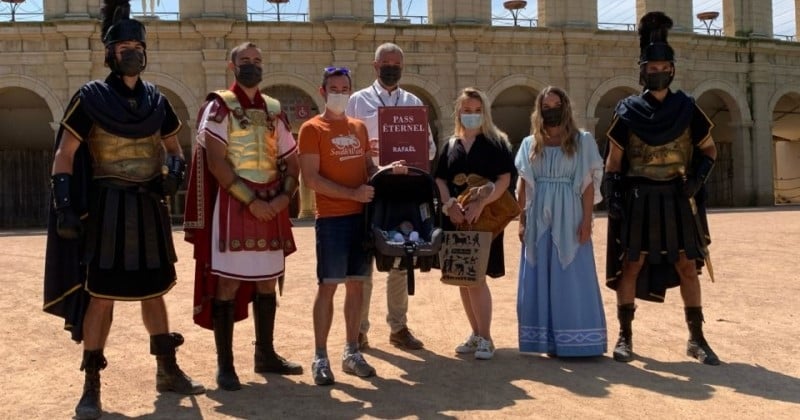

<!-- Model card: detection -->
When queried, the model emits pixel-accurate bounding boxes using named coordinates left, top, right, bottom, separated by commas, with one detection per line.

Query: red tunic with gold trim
left=184, top=84, right=296, bottom=329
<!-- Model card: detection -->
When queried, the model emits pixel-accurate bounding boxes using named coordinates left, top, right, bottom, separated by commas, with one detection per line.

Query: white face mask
left=460, top=113, right=482, bottom=130
left=325, top=93, right=350, bottom=115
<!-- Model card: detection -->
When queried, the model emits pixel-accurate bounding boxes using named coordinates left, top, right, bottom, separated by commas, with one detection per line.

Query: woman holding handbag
left=515, top=86, right=607, bottom=357
left=434, top=87, right=516, bottom=360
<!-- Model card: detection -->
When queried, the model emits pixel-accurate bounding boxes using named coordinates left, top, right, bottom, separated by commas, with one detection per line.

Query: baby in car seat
left=386, top=220, right=420, bottom=243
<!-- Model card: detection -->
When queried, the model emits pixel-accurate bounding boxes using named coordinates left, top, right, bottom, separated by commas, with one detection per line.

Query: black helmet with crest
left=102, top=0, right=146, bottom=47
left=101, top=1, right=147, bottom=73
left=638, top=11, right=674, bottom=64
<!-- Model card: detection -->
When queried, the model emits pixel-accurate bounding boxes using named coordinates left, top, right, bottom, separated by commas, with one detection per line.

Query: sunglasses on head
left=323, top=66, right=350, bottom=75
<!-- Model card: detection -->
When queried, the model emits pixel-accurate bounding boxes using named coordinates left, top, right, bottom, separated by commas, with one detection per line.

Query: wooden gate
left=0, top=149, right=53, bottom=228
left=706, top=141, right=733, bottom=207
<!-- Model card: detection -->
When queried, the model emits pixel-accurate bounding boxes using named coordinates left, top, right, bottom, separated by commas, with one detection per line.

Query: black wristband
left=166, top=155, right=186, bottom=186
left=51, top=173, right=72, bottom=210
left=693, top=154, right=715, bottom=184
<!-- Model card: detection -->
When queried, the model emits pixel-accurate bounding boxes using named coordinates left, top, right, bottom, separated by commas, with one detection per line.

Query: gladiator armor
left=625, top=129, right=693, bottom=181
left=213, top=90, right=281, bottom=184
left=88, top=127, right=164, bottom=182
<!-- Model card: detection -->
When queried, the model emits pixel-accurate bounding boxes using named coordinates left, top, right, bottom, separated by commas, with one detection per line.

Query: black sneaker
left=311, top=357, right=335, bottom=386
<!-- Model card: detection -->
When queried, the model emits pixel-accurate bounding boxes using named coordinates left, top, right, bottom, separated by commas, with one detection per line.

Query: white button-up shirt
left=346, top=80, right=437, bottom=163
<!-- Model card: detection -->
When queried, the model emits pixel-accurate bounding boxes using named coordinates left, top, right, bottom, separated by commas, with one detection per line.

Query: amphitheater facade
left=1, top=0, right=799, bottom=227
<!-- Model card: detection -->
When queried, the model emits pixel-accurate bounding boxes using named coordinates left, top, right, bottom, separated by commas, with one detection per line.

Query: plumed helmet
left=101, top=0, right=146, bottom=48
left=638, top=11, right=674, bottom=64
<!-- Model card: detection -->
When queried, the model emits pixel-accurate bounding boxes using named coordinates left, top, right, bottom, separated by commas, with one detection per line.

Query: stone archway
left=695, top=85, right=748, bottom=207
left=489, top=85, right=539, bottom=150
left=486, top=75, right=548, bottom=150
left=588, top=84, right=639, bottom=156
left=264, top=72, right=325, bottom=118
left=153, top=85, right=192, bottom=222
left=263, top=84, right=321, bottom=219
left=397, top=73, right=445, bottom=149
left=263, top=83, right=321, bottom=134
left=770, top=90, right=800, bottom=205
left=401, top=84, right=442, bottom=150
left=0, top=74, right=63, bottom=125
left=0, top=86, right=55, bottom=228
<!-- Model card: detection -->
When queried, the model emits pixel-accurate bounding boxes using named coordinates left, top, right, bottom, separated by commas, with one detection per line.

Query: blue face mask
left=460, top=113, right=482, bottom=130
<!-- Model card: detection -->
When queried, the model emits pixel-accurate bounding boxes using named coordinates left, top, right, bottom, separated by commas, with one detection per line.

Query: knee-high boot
left=253, top=293, right=303, bottom=375
left=613, top=304, right=636, bottom=362
left=75, top=349, right=106, bottom=420
left=150, top=333, right=206, bottom=394
left=213, top=299, right=241, bottom=390
left=685, top=307, right=720, bottom=365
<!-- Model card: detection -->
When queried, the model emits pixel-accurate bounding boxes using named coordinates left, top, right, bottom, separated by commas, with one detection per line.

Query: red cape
left=183, top=146, right=255, bottom=329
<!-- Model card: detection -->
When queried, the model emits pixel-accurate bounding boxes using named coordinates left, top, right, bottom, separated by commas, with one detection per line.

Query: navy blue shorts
left=315, top=214, right=372, bottom=284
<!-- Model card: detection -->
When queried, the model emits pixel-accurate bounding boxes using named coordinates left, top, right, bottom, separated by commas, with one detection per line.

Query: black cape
left=42, top=116, right=92, bottom=342
left=42, top=75, right=167, bottom=342
left=605, top=90, right=712, bottom=303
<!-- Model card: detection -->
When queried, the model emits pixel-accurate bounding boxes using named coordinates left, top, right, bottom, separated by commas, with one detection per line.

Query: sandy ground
left=1, top=208, right=800, bottom=419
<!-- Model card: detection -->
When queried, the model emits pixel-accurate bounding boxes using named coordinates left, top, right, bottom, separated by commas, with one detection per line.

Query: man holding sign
left=346, top=42, right=436, bottom=351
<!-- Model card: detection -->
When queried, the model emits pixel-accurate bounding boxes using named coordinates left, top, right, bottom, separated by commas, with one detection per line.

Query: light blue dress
left=515, top=132, right=607, bottom=357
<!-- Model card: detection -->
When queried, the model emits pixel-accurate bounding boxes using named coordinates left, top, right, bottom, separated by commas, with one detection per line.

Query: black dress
left=434, top=134, right=516, bottom=278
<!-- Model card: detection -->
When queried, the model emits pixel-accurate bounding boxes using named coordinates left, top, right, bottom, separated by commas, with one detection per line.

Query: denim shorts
left=315, top=213, right=372, bottom=284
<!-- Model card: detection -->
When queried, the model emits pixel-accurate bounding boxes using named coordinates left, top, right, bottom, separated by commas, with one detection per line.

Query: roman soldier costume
left=184, top=79, right=301, bottom=391
left=43, top=1, right=203, bottom=418
left=604, top=12, right=719, bottom=365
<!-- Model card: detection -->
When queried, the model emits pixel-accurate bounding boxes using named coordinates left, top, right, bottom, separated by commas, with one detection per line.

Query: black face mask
left=236, top=64, right=263, bottom=88
left=541, top=107, right=563, bottom=127
left=117, top=49, right=145, bottom=77
left=644, top=71, right=672, bottom=91
left=379, top=65, right=402, bottom=87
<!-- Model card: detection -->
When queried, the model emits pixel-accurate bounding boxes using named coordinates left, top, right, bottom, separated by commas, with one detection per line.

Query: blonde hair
left=452, top=87, right=509, bottom=146
left=529, top=86, right=579, bottom=161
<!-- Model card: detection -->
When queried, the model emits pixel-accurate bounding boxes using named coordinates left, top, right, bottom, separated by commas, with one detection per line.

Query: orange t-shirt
left=298, top=115, right=370, bottom=218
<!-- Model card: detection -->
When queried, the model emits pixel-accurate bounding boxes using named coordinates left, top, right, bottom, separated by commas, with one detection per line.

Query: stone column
left=45, top=0, right=102, bottom=19
left=539, top=0, right=597, bottom=28
left=449, top=26, right=485, bottom=94
left=561, top=34, right=593, bottom=125
left=728, top=120, right=754, bottom=206
left=308, top=0, right=371, bottom=22
left=200, top=48, right=230, bottom=94
left=428, top=0, right=490, bottom=25
left=722, top=0, right=773, bottom=38
left=44, top=0, right=67, bottom=19
left=180, top=0, right=245, bottom=20
left=634, top=0, right=693, bottom=32
left=55, top=22, right=97, bottom=94
left=796, top=0, right=800, bottom=40
left=191, top=18, right=235, bottom=92
left=747, top=56, right=776, bottom=205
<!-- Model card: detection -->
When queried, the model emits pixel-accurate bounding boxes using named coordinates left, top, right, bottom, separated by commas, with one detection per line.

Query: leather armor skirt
left=82, top=179, right=177, bottom=300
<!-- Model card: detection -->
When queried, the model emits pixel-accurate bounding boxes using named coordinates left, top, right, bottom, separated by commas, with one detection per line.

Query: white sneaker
left=455, top=333, right=480, bottom=354
left=474, top=337, right=495, bottom=360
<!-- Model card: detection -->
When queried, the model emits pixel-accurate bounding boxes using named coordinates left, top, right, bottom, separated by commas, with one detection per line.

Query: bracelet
left=227, top=178, right=256, bottom=205
left=442, top=197, right=457, bottom=215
